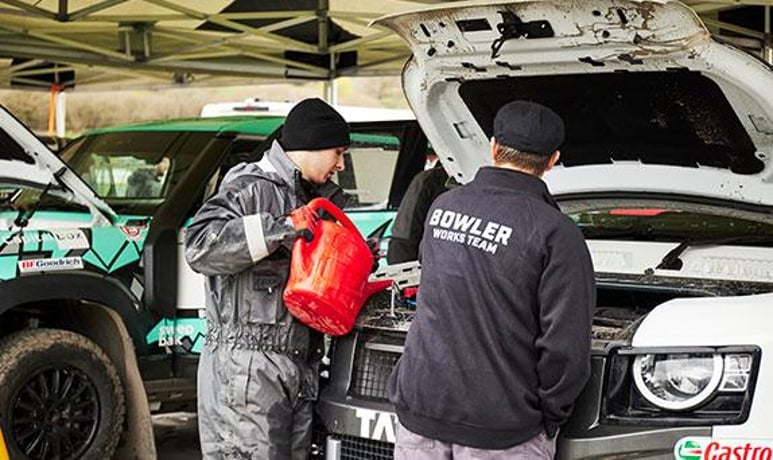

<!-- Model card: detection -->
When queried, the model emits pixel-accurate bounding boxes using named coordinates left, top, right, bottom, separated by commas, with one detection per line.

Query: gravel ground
left=153, top=412, right=202, bottom=459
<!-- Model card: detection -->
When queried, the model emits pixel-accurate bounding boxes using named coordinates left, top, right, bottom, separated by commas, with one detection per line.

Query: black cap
left=493, top=100, right=565, bottom=156
left=280, top=98, right=351, bottom=151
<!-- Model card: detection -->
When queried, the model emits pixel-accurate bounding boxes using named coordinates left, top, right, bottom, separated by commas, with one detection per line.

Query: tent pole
left=324, top=71, right=338, bottom=105
left=318, top=0, right=337, bottom=104
left=766, top=6, right=772, bottom=64
left=55, top=90, right=66, bottom=142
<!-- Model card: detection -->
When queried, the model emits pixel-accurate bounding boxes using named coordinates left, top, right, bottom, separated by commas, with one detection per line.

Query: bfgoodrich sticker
left=18, top=257, right=84, bottom=273
left=675, top=437, right=773, bottom=460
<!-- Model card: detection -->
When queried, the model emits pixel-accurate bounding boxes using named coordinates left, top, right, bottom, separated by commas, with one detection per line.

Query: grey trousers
left=394, top=422, right=556, bottom=460
left=198, top=346, right=314, bottom=460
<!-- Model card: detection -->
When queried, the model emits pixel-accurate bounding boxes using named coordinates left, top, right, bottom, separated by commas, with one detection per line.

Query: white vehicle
left=200, top=97, right=414, bottom=122
left=313, top=1, right=773, bottom=459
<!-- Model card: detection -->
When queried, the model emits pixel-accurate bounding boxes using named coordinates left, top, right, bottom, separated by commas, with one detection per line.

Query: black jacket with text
left=388, top=166, right=596, bottom=449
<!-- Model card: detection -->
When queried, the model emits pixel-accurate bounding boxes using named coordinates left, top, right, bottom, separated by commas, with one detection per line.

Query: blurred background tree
left=0, top=76, right=407, bottom=134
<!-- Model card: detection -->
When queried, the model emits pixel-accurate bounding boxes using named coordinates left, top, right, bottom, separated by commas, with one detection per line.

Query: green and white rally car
left=311, top=1, right=773, bottom=459
left=0, top=112, right=432, bottom=458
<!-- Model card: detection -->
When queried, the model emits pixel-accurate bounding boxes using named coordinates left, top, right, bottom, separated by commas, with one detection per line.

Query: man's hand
left=289, top=206, right=319, bottom=242
left=366, top=238, right=382, bottom=273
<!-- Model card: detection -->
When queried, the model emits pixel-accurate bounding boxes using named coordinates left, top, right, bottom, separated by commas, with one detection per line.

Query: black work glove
left=288, top=205, right=320, bottom=243
left=366, top=238, right=382, bottom=273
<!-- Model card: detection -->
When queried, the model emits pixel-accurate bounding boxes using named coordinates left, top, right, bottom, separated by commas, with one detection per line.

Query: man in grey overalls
left=185, top=98, right=350, bottom=459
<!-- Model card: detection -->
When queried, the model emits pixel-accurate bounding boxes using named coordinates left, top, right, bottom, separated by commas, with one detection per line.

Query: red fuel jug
left=284, top=198, right=391, bottom=336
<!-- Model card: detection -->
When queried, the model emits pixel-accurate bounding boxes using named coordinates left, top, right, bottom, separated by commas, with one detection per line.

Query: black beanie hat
left=280, top=98, right=351, bottom=151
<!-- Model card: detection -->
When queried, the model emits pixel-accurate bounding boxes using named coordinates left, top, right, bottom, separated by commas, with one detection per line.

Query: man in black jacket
left=387, top=161, right=449, bottom=264
left=388, top=100, right=595, bottom=459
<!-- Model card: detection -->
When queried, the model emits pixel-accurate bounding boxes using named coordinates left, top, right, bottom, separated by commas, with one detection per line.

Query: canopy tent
left=0, top=0, right=770, bottom=90
left=0, top=0, right=425, bottom=90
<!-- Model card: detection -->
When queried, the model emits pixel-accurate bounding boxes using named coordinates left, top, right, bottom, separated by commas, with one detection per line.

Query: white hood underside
left=376, top=0, right=773, bottom=207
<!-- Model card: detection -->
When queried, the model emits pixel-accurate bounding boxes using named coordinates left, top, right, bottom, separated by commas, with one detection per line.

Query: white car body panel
left=176, top=228, right=206, bottom=311
left=633, top=294, right=773, bottom=438
left=545, top=161, right=773, bottom=207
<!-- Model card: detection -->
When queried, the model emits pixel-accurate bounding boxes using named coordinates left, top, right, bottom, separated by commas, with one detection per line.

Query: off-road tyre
left=0, top=328, right=125, bottom=460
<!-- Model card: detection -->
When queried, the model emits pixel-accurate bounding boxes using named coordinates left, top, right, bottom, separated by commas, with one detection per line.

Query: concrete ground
left=153, top=412, right=202, bottom=459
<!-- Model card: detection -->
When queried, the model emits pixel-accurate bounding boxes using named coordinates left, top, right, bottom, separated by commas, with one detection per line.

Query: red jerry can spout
left=283, top=198, right=390, bottom=336
left=365, top=279, right=392, bottom=297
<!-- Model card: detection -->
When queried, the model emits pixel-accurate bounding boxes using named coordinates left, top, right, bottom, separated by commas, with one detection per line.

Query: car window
left=62, top=131, right=214, bottom=212
left=335, top=138, right=400, bottom=210
left=0, top=183, right=89, bottom=215
left=565, top=203, right=773, bottom=242
left=0, top=187, right=16, bottom=203
left=208, top=130, right=407, bottom=211
left=80, top=154, right=171, bottom=199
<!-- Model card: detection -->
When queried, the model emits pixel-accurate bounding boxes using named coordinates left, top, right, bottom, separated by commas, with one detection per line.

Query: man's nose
left=336, top=155, right=345, bottom=171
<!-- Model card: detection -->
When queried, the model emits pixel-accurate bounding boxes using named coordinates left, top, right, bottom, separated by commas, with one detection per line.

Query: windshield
left=563, top=199, right=773, bottom=243
left=0, top=183, right=88, bottom=220
left=336, top=132, right=406, bottom=209
left=60, top=131, right=216, bottom=214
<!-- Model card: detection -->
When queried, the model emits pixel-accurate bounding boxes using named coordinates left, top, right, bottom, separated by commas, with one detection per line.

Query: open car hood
left=0, top=107, right=115, bottom=223
left=376, top=0, right=773, bottom=207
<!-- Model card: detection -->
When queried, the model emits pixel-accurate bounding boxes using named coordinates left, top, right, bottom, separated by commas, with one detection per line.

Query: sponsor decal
left=675, top=437, right=773, bottom=460
left=428, top=208, right=512, bottom=255
left=158, top=323, right=196, bottom=347
left=146, top=318, right=206, bottom=354
left=120, top=225, right=147, bottom=241
left=355, top=408, right=397, bottom=443
left=51, top=229, right=89, bottom=250
left=16, top=234, right=48, bottom=245
left=18, top=256, right=84, bottom=273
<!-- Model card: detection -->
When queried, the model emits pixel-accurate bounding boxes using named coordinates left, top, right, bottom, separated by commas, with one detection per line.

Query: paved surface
left=154, top=412, right=202, bottom=459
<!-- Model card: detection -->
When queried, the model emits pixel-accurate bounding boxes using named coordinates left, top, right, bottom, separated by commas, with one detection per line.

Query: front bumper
left=314, top=344, right=719, bottom=460
left=315, top=394, right=712, bottom=460
left=558, top=427, right=710, bottom=459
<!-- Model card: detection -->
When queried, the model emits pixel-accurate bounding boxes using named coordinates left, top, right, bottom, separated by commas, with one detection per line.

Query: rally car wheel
left=0, top=328, right=125, bottom=460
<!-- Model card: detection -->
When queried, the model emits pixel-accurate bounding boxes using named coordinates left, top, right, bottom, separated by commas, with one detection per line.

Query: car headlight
left=632, top=353, right=723, bottom=410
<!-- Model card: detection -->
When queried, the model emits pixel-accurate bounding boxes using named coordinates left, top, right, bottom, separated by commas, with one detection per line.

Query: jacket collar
left=257, top=140, right=300, bottom=188
left=473, top=166, right=560, bottom=209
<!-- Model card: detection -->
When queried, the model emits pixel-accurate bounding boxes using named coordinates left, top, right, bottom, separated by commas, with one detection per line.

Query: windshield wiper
left=581, top=226, right=670, bottom=240
left=656, top=235, right=773, bottom=270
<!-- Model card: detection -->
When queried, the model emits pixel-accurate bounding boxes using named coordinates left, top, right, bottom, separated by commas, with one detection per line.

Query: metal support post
left=55, top=90, right=66, bottom=140
left=325, top=76, right=338, bottom=105
left=766, top=6, right=772, bottom=64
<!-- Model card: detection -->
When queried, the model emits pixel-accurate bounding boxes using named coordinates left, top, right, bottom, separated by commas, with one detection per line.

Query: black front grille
left=349, top=346, right=400, bottom=401
left=340, top=434, right=394, bottom=460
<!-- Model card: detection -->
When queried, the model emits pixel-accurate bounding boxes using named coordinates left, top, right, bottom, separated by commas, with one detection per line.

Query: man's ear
left=545, top=150, right=561, bottom=172
left=490, top=137, right=498, bottom=163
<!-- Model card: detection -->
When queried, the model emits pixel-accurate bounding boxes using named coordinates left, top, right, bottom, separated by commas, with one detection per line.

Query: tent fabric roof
left=0, top=0, right=770, bottom=90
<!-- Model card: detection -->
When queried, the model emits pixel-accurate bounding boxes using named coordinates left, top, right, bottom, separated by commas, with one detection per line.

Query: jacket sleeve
left=184, top=181, right=295, bottom=276
left=535, top=221, right=596, bottom=436
left=387, top=170, right=436, bottom=263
